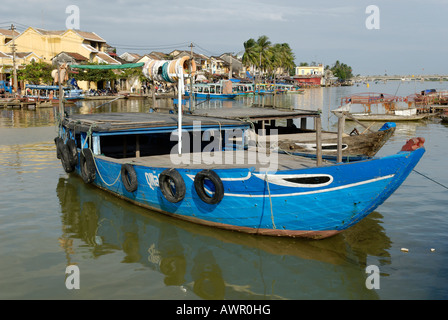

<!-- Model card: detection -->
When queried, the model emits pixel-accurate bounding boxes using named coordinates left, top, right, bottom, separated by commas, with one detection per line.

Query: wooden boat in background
left=192, top=107, right=396, bottom=162
left=333, top=92, right=430, bottom=122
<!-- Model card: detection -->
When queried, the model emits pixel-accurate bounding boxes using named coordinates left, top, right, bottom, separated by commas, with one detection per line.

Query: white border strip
left=186, top=171, right=252, bottom=182
left=224, top=174, right=395, bottom=198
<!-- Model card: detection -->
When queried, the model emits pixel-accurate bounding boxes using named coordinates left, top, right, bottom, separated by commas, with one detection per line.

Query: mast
left=177, top=64, right=184, bottom=155
left=10, top=24, right=18, bottom=96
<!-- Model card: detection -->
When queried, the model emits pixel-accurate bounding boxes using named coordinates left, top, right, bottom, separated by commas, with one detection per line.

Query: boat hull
left=65, top=147, right=424, bottom=239
left=346, top=113, right=428, bottom=122
left=185, top=92, right=237, bottom=100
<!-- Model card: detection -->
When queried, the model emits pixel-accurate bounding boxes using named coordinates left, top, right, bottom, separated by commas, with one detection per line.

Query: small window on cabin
left=284, top=176, right=332, bottom=185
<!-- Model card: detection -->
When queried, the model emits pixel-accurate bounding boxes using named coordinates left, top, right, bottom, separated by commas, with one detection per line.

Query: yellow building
left=0, top=27, right=108, bottom=63
left=294, top=64, right=324, bottom=86
left=0, top=27, right=121, bottom=90
left=0, top=51, right=43, bottom=82
left=295, top=64, right=324, bottom=76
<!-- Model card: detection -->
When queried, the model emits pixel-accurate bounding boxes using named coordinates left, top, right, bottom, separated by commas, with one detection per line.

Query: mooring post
left=136, top=135, right=140, bottom=158
left=152, top=80, right=156, bottom=108
left=315, top=116, right=322, bottom=166
left=58, top=65, right=64, bottom=122
left=337, top=114, right=345, bottom=163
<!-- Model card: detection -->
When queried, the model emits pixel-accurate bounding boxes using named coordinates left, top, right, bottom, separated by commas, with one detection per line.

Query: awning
left=70, top=63, right=144, bottom=70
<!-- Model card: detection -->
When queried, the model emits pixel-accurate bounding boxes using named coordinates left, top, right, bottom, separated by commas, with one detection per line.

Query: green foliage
left=17, top=61, right=53, bottom=84
left=330, top=60, right=353, bottom=80
left=73, top=62, right=117, bottom=83
left=119, top=67, right=146, bottom=82
left=242, top=35, right=296, bottom=77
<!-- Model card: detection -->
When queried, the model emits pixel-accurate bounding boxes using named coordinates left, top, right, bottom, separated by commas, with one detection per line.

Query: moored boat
left=185, top=80, right=237, bottom=100
left=54, top=111, right=425, bottom=239
left=332, top=92, right=429, bottom=121
left=24, top=84, right=84, bottom=104
left=193, top=107, right=396, bottom=162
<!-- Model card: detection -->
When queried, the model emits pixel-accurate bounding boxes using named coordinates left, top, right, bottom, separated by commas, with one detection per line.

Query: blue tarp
left=379, top=122, right=396, bottom=131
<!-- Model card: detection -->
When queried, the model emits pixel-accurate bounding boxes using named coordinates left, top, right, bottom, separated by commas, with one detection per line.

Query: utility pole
left=228, top=53, right=232, bottom=79
left=10, top=24, right=18, bottom=96
left=189, top=42, right=194, bottom=111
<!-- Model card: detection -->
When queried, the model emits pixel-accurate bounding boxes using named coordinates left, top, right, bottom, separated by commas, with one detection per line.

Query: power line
left=192, top=42, right=222, bottom=57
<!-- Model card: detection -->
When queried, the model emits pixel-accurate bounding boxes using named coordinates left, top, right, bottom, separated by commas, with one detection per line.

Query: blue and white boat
left=55, top=111, right=425, bottom=239
left=24, top=84, right=84, bottom=104
left=185, top=81, right=237, bottom=100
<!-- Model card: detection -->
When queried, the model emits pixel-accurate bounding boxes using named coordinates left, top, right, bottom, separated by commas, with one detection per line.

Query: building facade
left=293, top=64, right=324, bottom=86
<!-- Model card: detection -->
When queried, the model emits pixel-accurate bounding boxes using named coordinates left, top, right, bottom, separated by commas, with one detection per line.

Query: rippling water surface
left=1, top=81, right=447, bottom=300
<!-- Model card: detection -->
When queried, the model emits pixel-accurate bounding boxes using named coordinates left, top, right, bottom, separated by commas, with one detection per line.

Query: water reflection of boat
left=56, top=175, right=385, bottom=299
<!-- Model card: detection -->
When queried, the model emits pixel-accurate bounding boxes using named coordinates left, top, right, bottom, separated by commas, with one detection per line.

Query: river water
left=1, top=80, right=447, bottom=300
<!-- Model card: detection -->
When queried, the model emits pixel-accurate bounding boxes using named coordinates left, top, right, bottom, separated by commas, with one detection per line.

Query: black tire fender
left=194, top=169, right=224, bottom=205
left=54, top=137, right=63, bottom=159
left=159, top=168, right=186, bottom=203
left=59, top=143, right=75, bottom=173
left=121, top=164, right=138, bottom=193
left=80, top=148, right=96, bottom=184
left=66, top=139, right=78, bottom=167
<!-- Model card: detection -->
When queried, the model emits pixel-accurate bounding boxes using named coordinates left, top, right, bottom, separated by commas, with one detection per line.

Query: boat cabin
left=61, top=113, right=252, bottom=161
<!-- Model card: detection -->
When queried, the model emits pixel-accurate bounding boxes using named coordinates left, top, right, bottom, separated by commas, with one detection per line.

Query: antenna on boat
left=177, top=64, right=185, bottom=155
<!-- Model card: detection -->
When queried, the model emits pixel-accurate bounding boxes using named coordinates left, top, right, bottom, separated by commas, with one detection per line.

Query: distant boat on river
left=332, top=92, right=430, bottom=121
left=185, top=80, right=237, bottom=100
left=24, top=84, right=84, bottom=104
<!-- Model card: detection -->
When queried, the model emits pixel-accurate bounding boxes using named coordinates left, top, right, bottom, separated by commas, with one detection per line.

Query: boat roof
left=63, top=112, right=248, bottom=133
left=26, top=85, right=70, bottom=90
left=192, top=107, right=320, bottom=121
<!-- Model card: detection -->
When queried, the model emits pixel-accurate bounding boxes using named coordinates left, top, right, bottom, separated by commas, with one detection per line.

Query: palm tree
left=243, top=36, right=296, bottom=82
left=256, top=35, right=272, bottom=76
left=267, top=42, right=296, bottom=83
left=242, top=38, right=259, bottom=77
left=279, top=43, right=295, bottom=74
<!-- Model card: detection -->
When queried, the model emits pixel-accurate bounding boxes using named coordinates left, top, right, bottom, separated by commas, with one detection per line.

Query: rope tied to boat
left=81, top=122, right=122, bottom=187
left=413, top=170, right=448, bottom=190
left=265, top=172, right=276, bottom=230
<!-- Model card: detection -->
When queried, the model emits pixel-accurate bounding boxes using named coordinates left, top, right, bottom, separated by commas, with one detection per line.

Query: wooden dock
left=0, top=99, right=52, bottom=109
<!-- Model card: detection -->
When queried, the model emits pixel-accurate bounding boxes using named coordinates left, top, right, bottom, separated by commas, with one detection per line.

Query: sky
left=1, top=0, right=447, bottom=76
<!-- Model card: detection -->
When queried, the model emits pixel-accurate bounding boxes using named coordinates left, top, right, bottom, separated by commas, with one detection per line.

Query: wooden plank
left=337, top=114, right=345, bottom=162
left=315, top=117, right=322, bottom=166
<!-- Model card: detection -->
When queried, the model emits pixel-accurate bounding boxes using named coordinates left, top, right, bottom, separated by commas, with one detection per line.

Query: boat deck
left=63, top=112, right=247, bottom=132
left=192, top=107, right=320, bottom=120
left=97, top=148, right=320, bottom=171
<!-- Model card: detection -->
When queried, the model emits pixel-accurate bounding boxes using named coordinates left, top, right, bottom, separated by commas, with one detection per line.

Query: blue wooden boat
left=24, top=84, right=84, bottom=104
left=185, top=81, right=237, bottom=100
left=55, top=112, right=425, bottom=239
